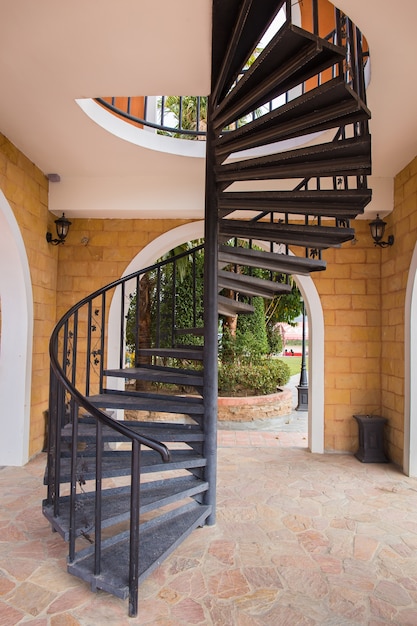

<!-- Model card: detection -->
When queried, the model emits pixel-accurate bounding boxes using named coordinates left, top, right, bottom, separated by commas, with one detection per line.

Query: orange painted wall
left=100, top=96, right=145, bottom=129
left=299, top=0, right=335, bottom=39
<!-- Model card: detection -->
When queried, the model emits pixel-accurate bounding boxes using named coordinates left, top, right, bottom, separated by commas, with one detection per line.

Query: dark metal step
left=218, top=294, right=254, bottom=317
left=55, top=449, right=207, bottom=484
left=215, top=79, right=370, bottom=160
left=213, top=22, right=345, bottom=129
left=218, top=269, right=291, bottom=299
left=219, top=219, right=355, bottom=249
left=67, top=501, right=212, bottom=601
left=42, top=475, right=209, bottom=541
left=87, top=391, right=204, bottom=415
left=104, top=365, right=204, bottom=388
left=61, top=419, right=205, bottom=444
left=216, top=136, right=371, bottom=185
left=174, top=327, right=205, bottom=336
left=212, top=0, right=286, bottom=103
left=138, top=347, right=203, bottom=361
left=218, top=244, right=326, bottom=274
left=218, top=188, right=371, bottom=219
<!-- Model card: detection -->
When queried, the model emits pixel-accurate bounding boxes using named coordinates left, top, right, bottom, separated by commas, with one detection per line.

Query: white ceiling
left=336, top=0, right=417, bottom=178
left=0, top=0, right=416, bottom=219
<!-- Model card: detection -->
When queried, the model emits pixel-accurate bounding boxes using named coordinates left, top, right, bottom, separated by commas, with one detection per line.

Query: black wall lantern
left=369, top=214, right=394, bottom=248
left=46, top=213, right=71, bottom=245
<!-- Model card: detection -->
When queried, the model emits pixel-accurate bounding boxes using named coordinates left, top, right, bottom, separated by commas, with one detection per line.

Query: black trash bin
left=353, top=414, right=389, bottom=463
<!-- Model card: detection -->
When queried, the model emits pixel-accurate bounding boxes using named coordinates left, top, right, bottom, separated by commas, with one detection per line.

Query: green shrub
left=220, top=327, right=265, bottom=365
left=266, top=323, right=283, bottom=354
left=218, top=359, right=290, bottom=396
left=236, top=296, right=269, bottom=358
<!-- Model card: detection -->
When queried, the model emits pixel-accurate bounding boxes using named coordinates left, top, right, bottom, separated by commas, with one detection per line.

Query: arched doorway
left=0, top=191, right=33, bottom=466
left=108, top=221, right=324, bottom=453
left=404, top=242, right=417, bottom=476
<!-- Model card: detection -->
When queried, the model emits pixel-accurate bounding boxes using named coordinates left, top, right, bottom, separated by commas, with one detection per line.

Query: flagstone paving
left=1, top=428, right=417, bottom=625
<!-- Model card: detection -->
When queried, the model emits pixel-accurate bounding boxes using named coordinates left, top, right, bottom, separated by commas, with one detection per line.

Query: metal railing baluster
left=120, top=282, right=126, bottom=369
left=94, top=419, right=103, bottom=577
left=129, top=439, right=141, bottom=617
left=68, top=396, right=79, bottom=563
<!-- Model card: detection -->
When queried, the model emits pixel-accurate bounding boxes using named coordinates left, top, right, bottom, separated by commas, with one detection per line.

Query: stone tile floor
left=2, top=422, right=417, bottom=625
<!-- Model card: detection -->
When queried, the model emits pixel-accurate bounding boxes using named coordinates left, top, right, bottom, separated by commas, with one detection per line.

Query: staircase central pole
left=203, top=93, right=218, bottom=526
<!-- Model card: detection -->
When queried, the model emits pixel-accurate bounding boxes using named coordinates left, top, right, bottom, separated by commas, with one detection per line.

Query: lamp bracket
left=374, top=235, right=394, bottom=248
left=46, top=232, right=65, bottom=245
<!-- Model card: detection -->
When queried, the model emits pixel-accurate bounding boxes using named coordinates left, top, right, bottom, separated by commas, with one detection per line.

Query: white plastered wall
left=0, top=191, right=33, bottom=466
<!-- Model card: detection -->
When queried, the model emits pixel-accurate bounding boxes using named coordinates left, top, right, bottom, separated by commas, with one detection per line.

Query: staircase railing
left=94, top=2, right=369, bottom=140
left=241, top=117, right=371, bottom=262
left=45, top=243, right=205, bottom=616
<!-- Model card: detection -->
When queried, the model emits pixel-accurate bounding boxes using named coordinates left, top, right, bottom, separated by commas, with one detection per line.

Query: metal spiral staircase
left=43, top=0, right=371, bottom=617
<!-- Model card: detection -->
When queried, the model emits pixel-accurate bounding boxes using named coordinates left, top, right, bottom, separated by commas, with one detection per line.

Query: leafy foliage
left=220, top=296, right=269, bottom=364
left=220, top=240, right=303, bottom=330
left=157, top=96, right=207, bottom=139
left=125, top=240, right=298, bottom=395
left=218, top=359, right=290, bottom=396
left=125, top=243, right=204, bottom=355
left=170, top=247, right=204, bottom=346
left=265, top=280, right=303, bottom=327
left=125, top=292, right=137, bottom=353
left=237, top=296, right=269, bottom=355
left=158, top=92, right=264, bottom=139
left=266, top=323, right=283, bottom=354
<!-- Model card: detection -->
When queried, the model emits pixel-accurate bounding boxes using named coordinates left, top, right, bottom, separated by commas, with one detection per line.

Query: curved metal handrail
left=46, top=242, right=205, bottom=617
left=49, top=265, right=172, bottom=461
left=47, top=241, right=205, bottom=513
left=49, top=242, right=205, bottom=459
left=49, top=338, right=171, bottom=461
left=96, top=96, right=207, bottom=139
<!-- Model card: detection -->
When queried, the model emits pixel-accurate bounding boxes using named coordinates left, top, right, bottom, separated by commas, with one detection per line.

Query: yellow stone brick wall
left=1, top=125, right=416, bottom=467
left=0, top=132, right=196, bottom=459
left=311, top=156, right=417, bottom=466
left=312, top=221, right=382, bottom=453
left=0, top=133, right=57, bottom=457
left=56, top=218, right=194, bottom=320
left=381, top=156, right=417, bottom=465
left=54, top=218, right=196, bottom=396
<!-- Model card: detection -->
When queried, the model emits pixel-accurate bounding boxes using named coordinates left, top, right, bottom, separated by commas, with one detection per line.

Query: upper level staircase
left=43, top=0, right=371, bottom=616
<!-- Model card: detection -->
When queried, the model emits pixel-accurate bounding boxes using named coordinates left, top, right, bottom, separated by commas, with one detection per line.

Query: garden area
left=125, top=241, right=307, bottom=399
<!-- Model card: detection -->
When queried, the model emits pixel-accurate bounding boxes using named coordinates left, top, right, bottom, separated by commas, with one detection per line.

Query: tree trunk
left=135, top=273, right=153, bottom=391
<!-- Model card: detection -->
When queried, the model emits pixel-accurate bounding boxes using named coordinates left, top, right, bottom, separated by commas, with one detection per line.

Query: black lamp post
left=296, top=301, right=308, bottom=411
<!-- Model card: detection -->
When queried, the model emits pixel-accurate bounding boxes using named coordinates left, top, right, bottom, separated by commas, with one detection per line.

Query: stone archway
left=108, top=221, right=325, bottom=453
left=0, top=191, right=33, bottom=465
